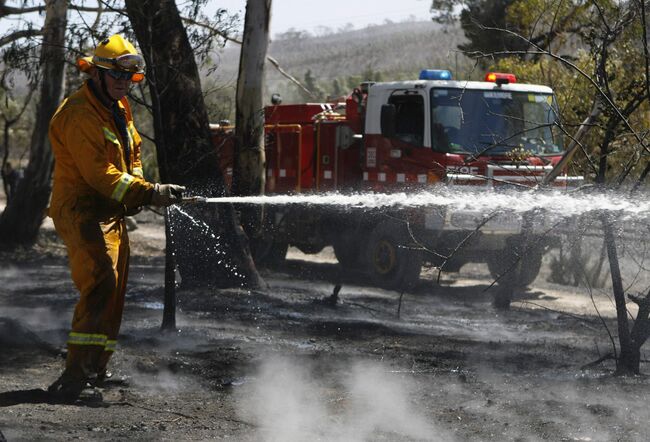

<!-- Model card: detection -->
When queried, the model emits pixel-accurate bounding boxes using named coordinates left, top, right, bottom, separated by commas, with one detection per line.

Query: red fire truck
left=213, top=70, right=581, bottom=289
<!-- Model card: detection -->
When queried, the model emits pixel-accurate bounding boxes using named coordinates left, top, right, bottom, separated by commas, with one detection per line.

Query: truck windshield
left=430, top=88, right=564, bottom=156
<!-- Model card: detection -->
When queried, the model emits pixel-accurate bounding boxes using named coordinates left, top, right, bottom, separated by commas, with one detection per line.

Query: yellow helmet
left=77, top=34, right=145, bottom=82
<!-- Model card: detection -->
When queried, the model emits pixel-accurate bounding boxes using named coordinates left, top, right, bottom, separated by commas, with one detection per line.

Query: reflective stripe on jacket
left=49, top=81, right=153, bottom=220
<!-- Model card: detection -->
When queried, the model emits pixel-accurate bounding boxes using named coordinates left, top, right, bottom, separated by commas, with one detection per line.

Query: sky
left=209, top=0, right=433, bottom=36
left=0, top=1, right=433, bottom=38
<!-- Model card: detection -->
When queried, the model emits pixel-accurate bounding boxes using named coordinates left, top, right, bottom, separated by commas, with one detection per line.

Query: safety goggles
left=105, top=69, right=145, bottom=83
left=113, top=54, right=145, bottom=72
left=94, top=53, right=145, bottom=82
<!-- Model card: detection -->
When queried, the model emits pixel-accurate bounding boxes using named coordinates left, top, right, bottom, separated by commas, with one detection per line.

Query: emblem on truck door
left=446, top=165, right=479, bottom=175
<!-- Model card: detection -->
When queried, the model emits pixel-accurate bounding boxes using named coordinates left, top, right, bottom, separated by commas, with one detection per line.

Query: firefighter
left=47, top=34, right=184, bottom=402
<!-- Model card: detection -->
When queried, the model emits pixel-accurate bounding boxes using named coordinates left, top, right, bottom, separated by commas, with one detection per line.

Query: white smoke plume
left=236, top=356, right=448, bottom=441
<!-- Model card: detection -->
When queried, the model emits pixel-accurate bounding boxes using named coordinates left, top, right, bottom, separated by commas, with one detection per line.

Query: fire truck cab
left=215, top=69, right=580, bottom=289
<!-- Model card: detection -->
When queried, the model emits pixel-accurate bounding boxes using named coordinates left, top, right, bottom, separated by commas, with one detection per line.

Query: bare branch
left=0, top=5, right=45, bottom=16
left=89, top=1, right=104, bottom=32
left=69, top=4, right=124, bottom=13
left=94, top=0, right=128, bottom=16
left=580, top=353, right=615, bottom=371
left=542, top=99, right=601, bottom=185
left=265, top=55, right=316, bottom=99
left=0, top=29, right=43, bottom=47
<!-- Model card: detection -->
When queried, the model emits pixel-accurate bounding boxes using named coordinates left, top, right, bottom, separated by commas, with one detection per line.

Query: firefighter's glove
left=150, top=183, right=186, bottom=207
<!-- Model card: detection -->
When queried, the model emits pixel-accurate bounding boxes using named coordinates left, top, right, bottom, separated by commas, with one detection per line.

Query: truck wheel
left=365, top=221, right=422, bottom=290
left=487, top=247, right=543, bottom=287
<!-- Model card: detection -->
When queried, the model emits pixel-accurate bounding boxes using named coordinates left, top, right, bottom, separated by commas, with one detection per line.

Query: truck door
left=387, top=90, right=427, bottom=147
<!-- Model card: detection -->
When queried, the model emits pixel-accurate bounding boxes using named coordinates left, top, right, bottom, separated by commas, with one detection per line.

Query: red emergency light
left=485, top=72, right=517, bottom=84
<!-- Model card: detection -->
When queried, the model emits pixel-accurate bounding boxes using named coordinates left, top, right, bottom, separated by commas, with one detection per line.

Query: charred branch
left=601, top=212, right=638, bottom=374
left=580, top=353, right=615, bottom=371
left=629, top=289, right=650, bottom=347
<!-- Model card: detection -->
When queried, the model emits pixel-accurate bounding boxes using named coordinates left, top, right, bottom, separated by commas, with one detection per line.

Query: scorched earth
left=1, top=204, right=649, bottom=441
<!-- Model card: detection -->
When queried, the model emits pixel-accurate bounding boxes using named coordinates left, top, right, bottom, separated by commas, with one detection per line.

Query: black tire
left=365, top=221, right=422, bottom=290
left=487, top=247, right=543, bottom=287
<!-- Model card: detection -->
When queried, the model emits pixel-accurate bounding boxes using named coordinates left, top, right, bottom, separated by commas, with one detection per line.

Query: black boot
left=47, top=374, right=85, bottom=404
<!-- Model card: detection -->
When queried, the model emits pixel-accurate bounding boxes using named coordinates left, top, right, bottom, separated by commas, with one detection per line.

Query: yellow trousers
left=53, top=212, right=129, bottom=380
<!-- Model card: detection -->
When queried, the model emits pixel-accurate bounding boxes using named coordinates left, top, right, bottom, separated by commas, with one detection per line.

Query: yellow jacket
left=49, top=81, right=154, bottom=221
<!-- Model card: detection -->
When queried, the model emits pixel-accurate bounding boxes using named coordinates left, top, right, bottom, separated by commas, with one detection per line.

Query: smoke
left=235, top=356, right=446, bottom=441
left=128, top=361, right=198, bottom=393
left=342, top=363, right=437, bottom=441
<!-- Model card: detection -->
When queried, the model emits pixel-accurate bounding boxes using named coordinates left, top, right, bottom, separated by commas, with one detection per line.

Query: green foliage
left=458, top=0, right=528, bottom=63
left=486, top=0, right=650, bottom=185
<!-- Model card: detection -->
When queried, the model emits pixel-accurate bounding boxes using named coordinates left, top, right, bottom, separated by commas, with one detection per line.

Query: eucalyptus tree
left=124, top=0, right=263, bottom=294
left=232, top=0, right=271, bottom=238
left=0, top=0, right=67, bottom=245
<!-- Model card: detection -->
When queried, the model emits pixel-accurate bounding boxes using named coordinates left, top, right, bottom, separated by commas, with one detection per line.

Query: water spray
left=180, top=189, right=650, bottom=221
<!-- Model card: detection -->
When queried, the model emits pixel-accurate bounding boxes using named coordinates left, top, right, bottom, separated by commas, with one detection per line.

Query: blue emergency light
left=419, top=69, right=452, bottom=80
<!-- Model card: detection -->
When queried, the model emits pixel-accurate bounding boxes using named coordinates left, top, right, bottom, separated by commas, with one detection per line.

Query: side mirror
left=380, top=104, right=396, bottom=138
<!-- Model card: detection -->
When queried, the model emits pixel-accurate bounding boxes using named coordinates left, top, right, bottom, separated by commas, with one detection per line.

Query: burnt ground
left=1, top=203, right=650, bottom=441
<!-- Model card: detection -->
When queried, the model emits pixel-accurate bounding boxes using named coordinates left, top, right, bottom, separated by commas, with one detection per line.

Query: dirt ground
left=1, top=200, right=650, bottom=441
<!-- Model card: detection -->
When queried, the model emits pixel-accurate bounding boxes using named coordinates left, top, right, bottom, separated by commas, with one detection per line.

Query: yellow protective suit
left=49, top=80, right=154, bottom=381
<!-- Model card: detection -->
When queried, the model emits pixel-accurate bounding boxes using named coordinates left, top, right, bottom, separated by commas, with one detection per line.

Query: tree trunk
left=2, top=121, right=12, bottom=199
left=0, top=0, right=67, bottom=246
left=161, top=211, right=176, bottom=331
left=125, top=0, right=262, bottom=289
left=602, top=214, right=638, bottom=374
left=232, top=0, right=271, bottom=236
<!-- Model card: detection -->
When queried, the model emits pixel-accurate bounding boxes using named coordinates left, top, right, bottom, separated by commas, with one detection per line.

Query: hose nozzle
left=181, top=196, right=207, bottom=204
